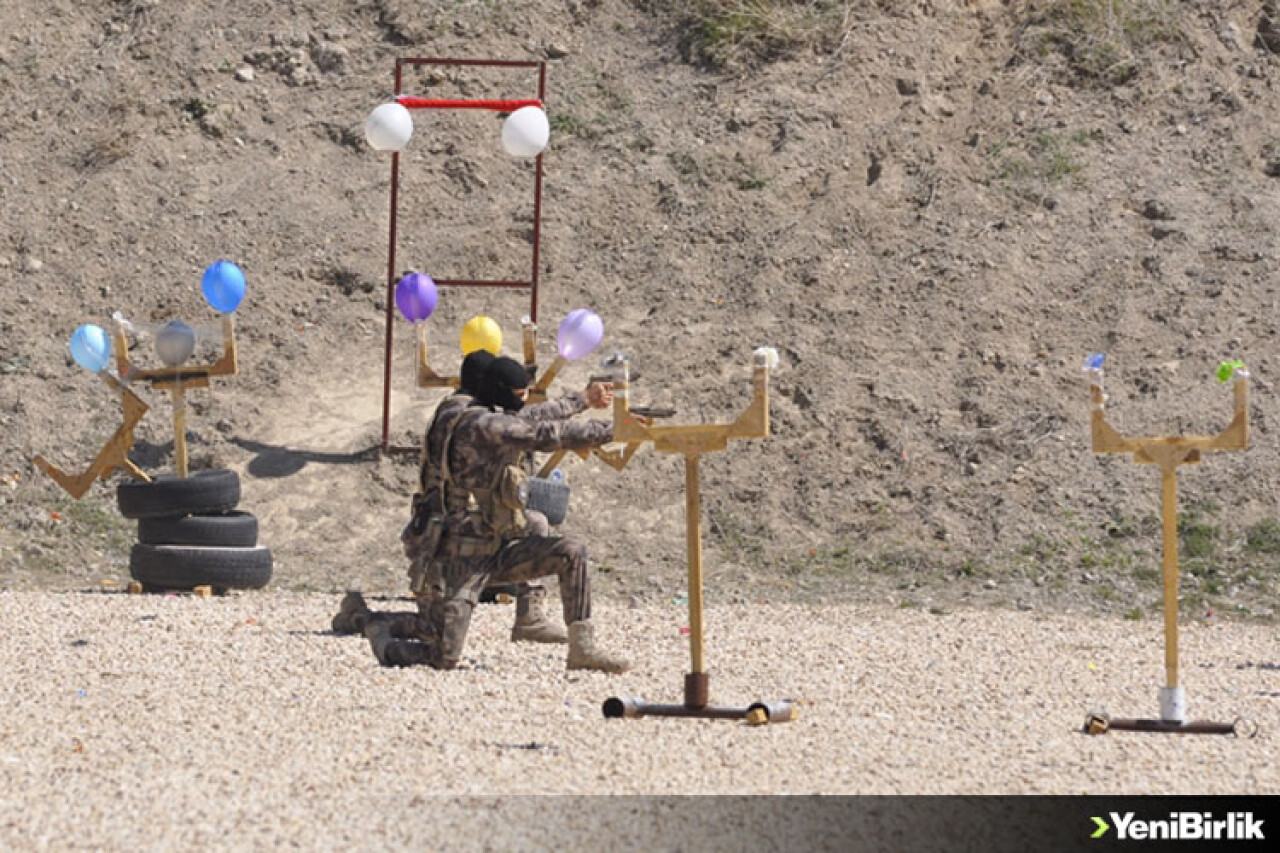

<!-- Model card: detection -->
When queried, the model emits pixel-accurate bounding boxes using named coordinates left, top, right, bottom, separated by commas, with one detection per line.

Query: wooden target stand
left=110, top=316, right=240, bottom=478
left=416, top=317, right=548, bottom=400
left=32, top=315, right=239, bottom=494
left=417, top=317, right=632, bottom=472
left=594, top=350, right=796, bottom=725
left=1083, top=361, right=1254, bottom=736
left=32, top=372, right=152, bottom=498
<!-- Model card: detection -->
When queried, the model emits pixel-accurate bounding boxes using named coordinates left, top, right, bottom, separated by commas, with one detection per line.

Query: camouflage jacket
left=418, top=391, right=589, bottom=494
left=425, top=391, right=611, bottom=538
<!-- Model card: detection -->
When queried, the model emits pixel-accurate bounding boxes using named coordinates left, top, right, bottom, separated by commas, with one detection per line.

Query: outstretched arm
left=520, top=390, right=587, bottom=422
left=476, top=410, right=612, bottom=453
left=519, top=381, right=613, bottom=422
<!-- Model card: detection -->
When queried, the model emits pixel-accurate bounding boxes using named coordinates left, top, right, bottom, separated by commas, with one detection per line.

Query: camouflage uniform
left=419, top=389, right=610, bottom=668
left=337, top=390, right=613, bottom=669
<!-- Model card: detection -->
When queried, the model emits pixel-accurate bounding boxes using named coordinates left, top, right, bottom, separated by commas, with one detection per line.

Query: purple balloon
left=557, top=308, right=603, bottom=360
left=395, top=273, right=438, bottom=323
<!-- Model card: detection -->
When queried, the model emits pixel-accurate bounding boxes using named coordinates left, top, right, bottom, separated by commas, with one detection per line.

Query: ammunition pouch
left=403, top=492, right=446, bottom=594
left=407, top=550, right=440, bottom=596
left=473, top=465, right=528, bottom=539
left=401, top=507, right=444, bottom=562
left=499, top=464, right=530, bottom=511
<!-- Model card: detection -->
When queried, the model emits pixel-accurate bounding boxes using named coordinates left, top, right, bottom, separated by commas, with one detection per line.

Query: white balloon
left=501, top=106, right=550, bottom=158
left=365, top=102, right=414, bottom=152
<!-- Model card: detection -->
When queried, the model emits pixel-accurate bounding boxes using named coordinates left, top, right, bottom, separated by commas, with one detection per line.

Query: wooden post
left=32, top=371, right=152, bottom=498
left=171, top=385, right=188, bottom=478
left=599, top=349, right=790, bottom=723
left=108, top=310, right=239, bottom=477
left=607, top=351, right=772, bottom=685
left=1088, top=362, right=1250, bottom=725
left=416, top=323, right=431, bottom=386
left=1159, top=462, right=1180, bottom=689
left=220, top=314, right=238, bottom=375
left=685, top=453, right=704, bottom=675
left=522, top=318, right=537, bottom=368
left=532, top=355, right=566, bottom=395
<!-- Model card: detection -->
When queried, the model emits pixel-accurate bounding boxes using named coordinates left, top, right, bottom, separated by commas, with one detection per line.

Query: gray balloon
left=155, top=320, right=196, bottom=367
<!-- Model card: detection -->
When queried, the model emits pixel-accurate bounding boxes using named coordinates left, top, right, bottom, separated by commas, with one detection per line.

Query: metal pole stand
left=1082, top=357, right=1254, bottom=737
left=604, top=678, right=796, bottom=725
left=376, top=57, right=548, bottom=454
left=601, top=350, right=796, bottom=725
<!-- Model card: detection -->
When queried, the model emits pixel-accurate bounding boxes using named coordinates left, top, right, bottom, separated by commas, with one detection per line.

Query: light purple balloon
left=395, top=273, right=438, bottom=323
left=557, top=309, right=603, bottom=360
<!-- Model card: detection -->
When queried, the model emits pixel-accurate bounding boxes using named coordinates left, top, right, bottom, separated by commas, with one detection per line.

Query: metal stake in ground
left=601, top=348, right=796, bottom=725
left=1082, top=356, right=1254, bottom=736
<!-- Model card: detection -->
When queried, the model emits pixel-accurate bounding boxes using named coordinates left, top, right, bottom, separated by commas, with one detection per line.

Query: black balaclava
left=478, top=356, right=530, bottom=412
left=459, top=350, right=495, bottom=398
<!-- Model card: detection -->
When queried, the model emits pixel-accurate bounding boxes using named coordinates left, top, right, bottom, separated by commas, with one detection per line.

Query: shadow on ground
left=232, top=438, right=379, bottom=478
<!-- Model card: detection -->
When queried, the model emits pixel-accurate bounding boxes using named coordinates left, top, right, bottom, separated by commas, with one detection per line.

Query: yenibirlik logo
left=1091, top=812, right=1266, bottom=842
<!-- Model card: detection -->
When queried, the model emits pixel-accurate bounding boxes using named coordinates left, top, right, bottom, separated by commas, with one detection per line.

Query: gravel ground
left=0, top=590, right=1275, bottom=850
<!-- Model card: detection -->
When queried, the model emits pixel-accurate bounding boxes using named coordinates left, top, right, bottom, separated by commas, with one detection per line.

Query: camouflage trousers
left=369, top=531, right=592, bottom=669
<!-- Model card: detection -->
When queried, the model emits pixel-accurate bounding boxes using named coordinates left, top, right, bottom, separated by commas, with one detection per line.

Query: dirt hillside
left=1, top=0, right=1278, bottom=620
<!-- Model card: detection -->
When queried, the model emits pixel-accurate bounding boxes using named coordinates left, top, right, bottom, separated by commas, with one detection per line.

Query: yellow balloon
left=460, top=315, right=502, bottom=356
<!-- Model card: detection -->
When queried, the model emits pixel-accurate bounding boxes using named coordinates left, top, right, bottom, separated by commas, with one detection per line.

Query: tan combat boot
left=364, top=622, right=432, bottom=667
left=331, top=591, right=371, bottom=634
left=510, top=589, right=569, bottom=644
left=566, top=621, right=630, bottom=673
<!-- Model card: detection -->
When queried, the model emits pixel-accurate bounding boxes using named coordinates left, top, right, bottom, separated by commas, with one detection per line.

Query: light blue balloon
left=202, top=260, right=246, bottom=313
left=70, top=324, right=111, bottom=373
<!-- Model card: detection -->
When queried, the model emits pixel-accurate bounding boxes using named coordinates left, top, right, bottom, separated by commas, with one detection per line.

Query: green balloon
left=1216, top=360, right=1246, bottom=383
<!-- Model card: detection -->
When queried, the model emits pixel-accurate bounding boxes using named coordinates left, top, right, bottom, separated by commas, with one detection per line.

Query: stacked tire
left=117, top=469, right=272, bottom=593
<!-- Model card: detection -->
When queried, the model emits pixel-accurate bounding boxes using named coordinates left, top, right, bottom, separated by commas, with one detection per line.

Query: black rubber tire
left=137, top=510, right=258, bottom=548
left=129, top=543, right=273, bottom=591
left=117, top=469, right=241, bottom=520
left=526, top=477, right=569, bottom=526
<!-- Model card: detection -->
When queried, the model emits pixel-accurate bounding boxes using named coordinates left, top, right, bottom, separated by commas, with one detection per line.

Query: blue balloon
left=70, top=324, right=111, bottom=373
left=202, top=260, right=246, bottom=313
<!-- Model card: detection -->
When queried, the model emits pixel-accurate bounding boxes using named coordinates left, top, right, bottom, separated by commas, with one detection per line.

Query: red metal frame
left=380, top=57, right=548, bottom=453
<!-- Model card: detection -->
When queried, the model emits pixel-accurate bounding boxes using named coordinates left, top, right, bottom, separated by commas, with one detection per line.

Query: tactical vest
left=426, top=406, right=528, bottom=540
left=405, top=402, right=472, bottom=594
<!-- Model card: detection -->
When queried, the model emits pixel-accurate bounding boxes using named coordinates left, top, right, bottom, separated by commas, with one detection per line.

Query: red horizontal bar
left=396, top=58, right=542, bottom=69
left=432, top=279, right=534, bottom=289
left=397, top=96, right=542, bottom=111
